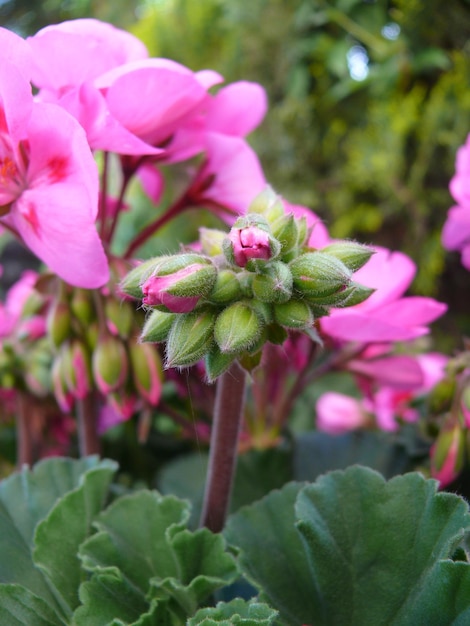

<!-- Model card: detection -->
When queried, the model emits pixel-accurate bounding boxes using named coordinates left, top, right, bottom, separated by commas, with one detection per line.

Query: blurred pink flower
left=0, top=36, right=108, bottom=287
left=320, top=247, right=446, bottom=342
left=316, top=392, right=368, bottom=433
left=442, top=134, right=470, bottom=270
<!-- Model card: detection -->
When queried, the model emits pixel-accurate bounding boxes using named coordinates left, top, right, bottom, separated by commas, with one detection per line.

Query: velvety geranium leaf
left=226, top=467, right=470, bottom=625
left=32, top=459, right=117, bottom=615
left=224, top=482, right=315, bottom=625
left=0, top=585, right=65, bottom=626
left=0, top=456, right=115, bottom=621
left=188, top=598, right=278, bottom=625
left=77, top=490, right=237, bottom=623
left=73, top=572, right=158, bottom=626
left=295, top=467, right=470, bottom=625
left=78, top=491, right=190, bottom=594
left=150, top=528, right=238, bottom=611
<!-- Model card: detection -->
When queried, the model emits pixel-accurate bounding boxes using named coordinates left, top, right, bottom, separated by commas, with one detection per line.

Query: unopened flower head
left=121, top=187, right=375, bottom=381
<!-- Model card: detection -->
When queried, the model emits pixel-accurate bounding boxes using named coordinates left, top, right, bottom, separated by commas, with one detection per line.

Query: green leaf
left=0, top=585, right=65, bottom=626
left=225, top=482, right=312, bottom=625
left=33, top=459, right=117, bottom=614
left=226, top=467, right=470, bottom=625
left=0, top=456, right=114, bottom=618
left=188, top=598, right=278, bottom=625
left=73, top=572, right=156, bottom=626
left=76, top=490, right=237, bottom=622
left=79, top=491, right=190, bottom=593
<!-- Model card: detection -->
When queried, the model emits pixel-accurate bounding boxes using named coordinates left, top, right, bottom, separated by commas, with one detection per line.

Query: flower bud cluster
left=121, top=188, right=375, bottom=382
left=47, top=281, right=163, bottom=417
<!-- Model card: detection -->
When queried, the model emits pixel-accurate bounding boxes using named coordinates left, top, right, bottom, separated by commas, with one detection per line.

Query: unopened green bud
left=271, top=214, right=299, bottom=255
left=47, top=299, right=72, bottom=348
left=166, top=309, right=216, bottom=368
left=199, top=227, right=226, bottom=257
left=119, top=257, right=163, bottom=299
left=61, top=339, right=93, bottom=399
left=25, top=340, right=53, bottom=396
left=141, top=309, right=176, bottom=343
left=71, top=288, right=95, bottom=326
left=321, top=241, right=375, bottom=272
left=92, top=335, right=128, bottom=394
left=290, top=252, right=352, bottom=297
left=248, top=299, right=273, bottom=324
left=247, top=186, right=285, bottom=223
left=304, top=281, right=374, bottom=308
left=105, top=297, right=133, bottom=338
left=214, top=302, right=264, bottom=354
left=252, top=261, right=293, bottom=303
left=274, top=300, right=314, bottom=329
left=208, top=270, right=243, bottom=305
left=129, top=342, right=162, bottom=406
left=141, top=255, right=217, bottom=313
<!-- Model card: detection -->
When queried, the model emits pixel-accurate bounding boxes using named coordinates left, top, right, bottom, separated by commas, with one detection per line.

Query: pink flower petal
left=441, top=205, right=470, bottom=250
left=348, top=355, right=424, bottom=389
left=316, top=392, right=366, bottom=433
left=206, top=81, right=267, bottom=137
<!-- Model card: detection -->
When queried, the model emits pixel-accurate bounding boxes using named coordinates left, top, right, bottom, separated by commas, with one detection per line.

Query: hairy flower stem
left=200, top=362, right=247, bottom=533
left=76, top=394, right=101, bottom=457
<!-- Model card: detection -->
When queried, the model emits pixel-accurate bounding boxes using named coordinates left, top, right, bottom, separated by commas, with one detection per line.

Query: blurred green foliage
left=3, top=0, right=470, bottom=337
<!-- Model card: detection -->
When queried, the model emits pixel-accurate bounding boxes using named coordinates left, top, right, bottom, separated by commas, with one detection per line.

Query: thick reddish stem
left=199, top=362, right=247, bottom=532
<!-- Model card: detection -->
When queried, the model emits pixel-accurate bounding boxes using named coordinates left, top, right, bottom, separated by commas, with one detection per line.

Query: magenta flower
left=320, top=247, right=446, bottom=342
left=228, top=224, right=272, bottom=267
left=316, top=392, right=368, bottom=434
left=442, top=134, right=470, bottom=270
left=0, top=37, right=109, bottom=287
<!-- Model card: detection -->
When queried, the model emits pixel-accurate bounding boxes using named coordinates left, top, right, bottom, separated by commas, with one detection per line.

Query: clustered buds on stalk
left=121, top=188, right=375, bottom=382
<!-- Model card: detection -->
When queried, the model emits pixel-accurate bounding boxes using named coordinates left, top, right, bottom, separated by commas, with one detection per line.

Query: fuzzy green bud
left=199, top=227, right=226, bottom=257
left=247, top=186, right=285, bottom=223
left=129, top=342, right=162, bottom=406
left=270, top=214, right=300, bottom=255
left=252, top=261, right=293, bottom=303
left=92, top=334, right=128, bottom=394
left=142, top=254, right=217, bottom=313
left=166, top=309, right=216, bottom=368
left=119, top=257, right=164, bottom=299
left=105, top=297, right=134, bottom=338
left=290, top=252, right=352, bottom=297
left=208, top=270, right=243, bottom=305
left=141, top=309, right=176, bottom=343
left=214, top=302, right=264, bottom=354
left=70, top=288, right=95, bottom=326
left=274, top=300, right=314, bottom=329
left=321, top=241, right=375, bottom=272
left=47, top=299, right=72, bottom=348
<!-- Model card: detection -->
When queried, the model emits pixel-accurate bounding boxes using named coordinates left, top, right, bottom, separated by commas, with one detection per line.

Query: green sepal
left=140, top=309, right=176, bottom=343
left=265, top=323, right=289, bottom=345
left=166, top=309, right=215, bottom=368
left=214, top=302, right=264, bottom=354
left=247, top=186, right=285, bottom=223
left=205, top=346, right=237, bottom=383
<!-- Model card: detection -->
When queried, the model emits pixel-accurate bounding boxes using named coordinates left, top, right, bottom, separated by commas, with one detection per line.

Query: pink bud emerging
left=228, top=225, right=272, bottom=267
left=142, top=264, right=205, bottom=313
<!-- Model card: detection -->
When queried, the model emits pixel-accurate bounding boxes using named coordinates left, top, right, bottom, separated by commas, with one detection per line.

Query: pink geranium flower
left=0, top=33, right=108, bottom=288
left=320, top=247, right=446, bottom=342
left=442, top=134, right=470, bottom=270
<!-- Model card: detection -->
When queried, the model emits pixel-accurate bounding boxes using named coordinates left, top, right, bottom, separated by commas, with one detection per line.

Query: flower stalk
left=199, top=361, right=247, bottom=532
